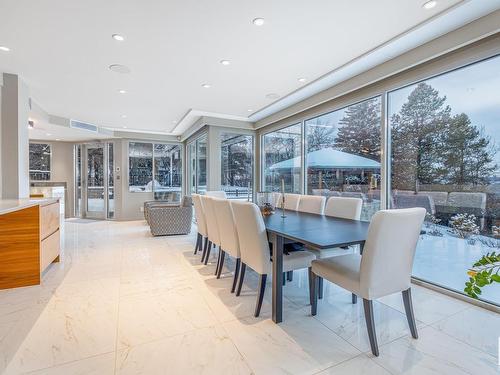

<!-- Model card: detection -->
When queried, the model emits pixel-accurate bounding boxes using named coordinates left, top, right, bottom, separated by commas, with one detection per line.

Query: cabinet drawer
left=40, top=229, right=60, bottom=273
left=40, top=202, right=60, bottom=240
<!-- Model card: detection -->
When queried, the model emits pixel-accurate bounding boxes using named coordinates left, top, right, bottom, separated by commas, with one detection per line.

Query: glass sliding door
left=76, top=142, right=114, bottom=220
left=187, top=134, right=208, bottom=194
left=196, top=135, right=207, bottom=194
left=262, top=123, right=302, bottom=193
left=221, top=133, right=253, bottom=199
left=388, top=55, right=500, bottom=306
left=85, top=144, right=105, bottom=218
left=107, top=143, right=114, bottom=219
left=305, top=97, right=382, bottom=220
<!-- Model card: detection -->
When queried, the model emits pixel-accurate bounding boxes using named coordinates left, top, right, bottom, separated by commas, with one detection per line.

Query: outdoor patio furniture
left=147, top=196, right=193, bottom=236
left=418, top=191, right=448, bottom=206
left=447, top=192, right=487, bottom=210
left=394, top=193, right=435, bottom=214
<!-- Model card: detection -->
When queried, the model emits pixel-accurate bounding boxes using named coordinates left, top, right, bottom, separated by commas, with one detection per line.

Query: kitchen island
left=0, top=198, right=61, bottom=289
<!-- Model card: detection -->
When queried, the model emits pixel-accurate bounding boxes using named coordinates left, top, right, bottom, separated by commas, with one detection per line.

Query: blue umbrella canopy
left=269, top=148, right=380, bottom=170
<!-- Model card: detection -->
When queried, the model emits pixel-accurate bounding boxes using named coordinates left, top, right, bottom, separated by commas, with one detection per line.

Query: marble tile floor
left=0, top=219, right=498, bottom=374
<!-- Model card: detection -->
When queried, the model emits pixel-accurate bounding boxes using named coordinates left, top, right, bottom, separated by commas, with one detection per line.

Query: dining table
left=263, top=209, right=370, bottom=323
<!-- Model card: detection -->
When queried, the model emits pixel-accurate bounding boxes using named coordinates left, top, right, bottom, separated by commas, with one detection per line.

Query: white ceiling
left=0, top=0, right=493, bottom=138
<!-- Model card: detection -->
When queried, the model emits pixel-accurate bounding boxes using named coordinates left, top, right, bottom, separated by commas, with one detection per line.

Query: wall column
left=1, top=73, right=30, bottom=199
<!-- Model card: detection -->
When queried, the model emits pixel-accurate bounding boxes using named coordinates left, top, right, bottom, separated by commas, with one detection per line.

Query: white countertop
left=0, top=198, right=59, bottom=215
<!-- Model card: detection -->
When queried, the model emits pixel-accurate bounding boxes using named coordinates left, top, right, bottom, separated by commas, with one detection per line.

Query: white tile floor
left=0, top=219, right=498, bottom=375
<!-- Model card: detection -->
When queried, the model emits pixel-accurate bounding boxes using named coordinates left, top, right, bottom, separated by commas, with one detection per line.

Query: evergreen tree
left=334, top=97, right=381, bottom=160
left=440, top=113, right=496, bottom=185
left=307, top=116, right=336, bottom=152
left=391, top=83, right=451, bottom=190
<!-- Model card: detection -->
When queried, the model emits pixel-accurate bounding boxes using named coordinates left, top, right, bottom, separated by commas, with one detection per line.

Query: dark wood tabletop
left=263, top=209, right=370, bottom=249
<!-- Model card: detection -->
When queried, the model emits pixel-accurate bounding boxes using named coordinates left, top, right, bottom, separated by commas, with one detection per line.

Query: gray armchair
left=147, top=196, right=193, bottom=236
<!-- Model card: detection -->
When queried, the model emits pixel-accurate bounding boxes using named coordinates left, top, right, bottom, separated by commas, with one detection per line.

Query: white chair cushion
left=308, top=246, right=356, bottom=259
left=311, top=254, right=362, bottom=296
left=282, top=250, right=316, bottom=272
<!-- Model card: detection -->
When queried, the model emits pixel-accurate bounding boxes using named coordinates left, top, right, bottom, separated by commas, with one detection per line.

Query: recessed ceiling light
left=109, top=64, right=131, bottom=74
left=201, top=83, right=211, bottom=88
left=0, top=46, right=10, bottom=52
left=298, top=77, right=307, bottom=83
left=220, top=60, right=230, bottom=66
left=247, top=109, right=253, bottom=112
left=121, top=114, right=127, bottom=118
left=118, top=89, right=127, bottom=94
left=266, top=93, right=280, bottom=100
left=172, top=120, right=178, bottom=124
left=55, top=139, right=61, bottom=141
left=46, top=133, right=52, bottom=136
left=423, top=1, right=437, bottom=9
left=252, top=18, right=265, bottom=26
left=122, top=126, right=128, bottom=129
left=112, top=34, right=125, bottom=41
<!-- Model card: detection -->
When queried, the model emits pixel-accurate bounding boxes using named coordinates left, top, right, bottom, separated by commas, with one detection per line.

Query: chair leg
left=402, top=288, right=418, bottom=339
left=363, top=299, right=379, bottom=357
left=318, top=277, right=324, bottom=299
left=214, top=248, right=222, bottom=275
left=352, top=293, right=358, bottom=304
left=282, top=273, right=286, bottom=286
left=311, top=272, right=319, bottom=316
left=204, top=242, right=213, bottom=265
left=231, top=259, right=241, bottom=293
left=236, top=263, right=246, bottom=296
left=201, top=239, right=210, bottom=263
left=254, top=274, right=267, bottom=317
left=194, top=233, right=201, bottom=255
left=287, top=271, right=293, bottom=281
left=216, top=251, right=226, bottom=279
left=308, top=267, right=313, bottom=306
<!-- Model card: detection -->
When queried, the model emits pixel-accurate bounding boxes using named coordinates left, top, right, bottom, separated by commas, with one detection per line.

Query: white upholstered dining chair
left=310, top=207, right=426, bottom=356
left=324, top=196, right=363, bottom=220
left=231, top=201, right=317, bottom=317
left=298, top=195, right=326, bottom=215
left=277, top=193, right=301, bottom=211
left=206, top=191, right=227, bottom=199
left=212, top=198, right=242, bottom=292
left=199, top=196, right=221, bottom=265
left=192, top=194, right=208, bottom=256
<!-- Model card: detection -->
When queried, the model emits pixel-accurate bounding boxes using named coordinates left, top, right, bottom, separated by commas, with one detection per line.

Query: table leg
left=272, top=233, right=284, bottom=323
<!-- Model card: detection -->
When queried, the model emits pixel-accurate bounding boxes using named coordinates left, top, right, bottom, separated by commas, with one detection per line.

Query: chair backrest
left=272, top=192, right=282, bottom=208
left=212, top=198, right=240, bottom=258
left=279, top=193, right=300, bottom=210
left=298, top=195, right=326, bottom=215
left=206, top=191, right=227, bottom=199
left=231, top=201, right=271, bottom=275
left=200, top=196, right=221, bottom=245
left=325, top=197, right=362, bottom=220
left=360, top=208, right=426, bottom=299
left=192, top=194, right=207, bottom=237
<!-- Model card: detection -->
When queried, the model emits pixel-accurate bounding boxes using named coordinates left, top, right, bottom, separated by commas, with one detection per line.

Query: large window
left=187, top=134, right=208, bottom=194
left=29, top=143, right=51, bottom=180
left=129, top=141, right=182, bottom=201
left=305, top=97, right=381, bottom=220
left=389, top=55, right=500, bottom=306
left=153, top=144, right=182, bottom=200
left=221, top=133, right=253, bottom=199
left=262, top=123, right=302, bottom=193
left=128, top=142, right=153, bottom=192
